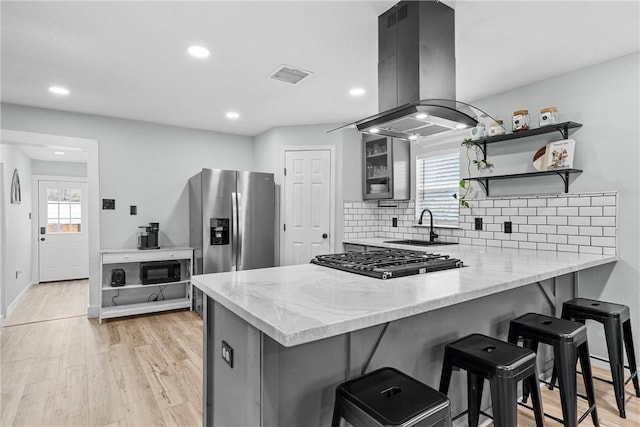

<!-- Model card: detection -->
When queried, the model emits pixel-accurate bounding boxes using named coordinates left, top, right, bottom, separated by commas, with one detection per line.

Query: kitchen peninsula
left=191, top=243, right=617, bottom=426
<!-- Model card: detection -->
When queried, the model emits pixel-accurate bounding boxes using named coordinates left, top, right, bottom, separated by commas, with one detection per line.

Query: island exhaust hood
left=350, top=1, right=488, bottom=142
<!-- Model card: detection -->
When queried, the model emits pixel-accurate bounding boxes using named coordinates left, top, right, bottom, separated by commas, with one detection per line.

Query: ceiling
left=1, top=1, right=638, bottom=140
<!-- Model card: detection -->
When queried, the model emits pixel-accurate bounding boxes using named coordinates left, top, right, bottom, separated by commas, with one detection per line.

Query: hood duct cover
left=342, top=1, right=497, bottom=142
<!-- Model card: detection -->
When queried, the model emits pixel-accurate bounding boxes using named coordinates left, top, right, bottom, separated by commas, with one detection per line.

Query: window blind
left=415, top=150, right=460, bottom=226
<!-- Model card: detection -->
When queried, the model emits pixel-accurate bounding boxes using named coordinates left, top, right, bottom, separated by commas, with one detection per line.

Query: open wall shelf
left=464, top=169, right=583, bottom=196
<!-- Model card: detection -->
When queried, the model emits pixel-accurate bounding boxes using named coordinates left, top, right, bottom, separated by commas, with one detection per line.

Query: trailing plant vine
left=453, top=139, right=491, bottom=208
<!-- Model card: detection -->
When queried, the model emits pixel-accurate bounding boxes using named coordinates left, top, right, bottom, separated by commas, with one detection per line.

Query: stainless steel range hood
left=349, top=1, right=487, bottom=142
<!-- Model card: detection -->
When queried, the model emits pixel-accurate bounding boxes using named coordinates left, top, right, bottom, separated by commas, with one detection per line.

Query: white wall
left=1, top=103, right=254, bottom=249
left=417, top=53, right=639, bottom=360
left=252, top=123, right=362, bottom=256
left=0, top=145, right=32, bottom=311
left=32, top=160, right=86, bottom=177
left=1, top=103, right=254, bottom=315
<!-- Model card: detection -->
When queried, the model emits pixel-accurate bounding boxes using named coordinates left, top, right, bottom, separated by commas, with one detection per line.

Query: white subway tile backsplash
left=591, top=217, right=615, bottom=227
left=568, top=197, right=591, bottom=207
left=528, top=216, right=547, bottom=225
left=580, top=246, right=603, bottom=255
left=592, top=196, right=616, bottom=206
left=519, top=242, right=537, bottom=250
left=528, top=234, right=546, bottom=243
left=568, top=217, right=590, bottom=226
left=547, top=198, right=568, bottom=207
left=537, top=225, right=557, bottom=234
left=568, top=235, right=590, bottom=246
left=557, top=207, right=579, bottom=216
left=579, top=206, right=603, bottom=217
left=547, top=216, right=568, bottom=225
left=558, top=225, right=579, bottom=235
left=528, top=199, right=547, bottom=207
left=547, top=234, right=568, bottom=244
left=537, top=207, right=557, bottom=216
left=579, top=226, right=603, bottom=236
left=591, top=237, right=616, bottom=247
left=519, top=207, right=537, bottom=216
left=343, top=192, right=617, bottom=255
left=519, top=225, right=537, bottom=233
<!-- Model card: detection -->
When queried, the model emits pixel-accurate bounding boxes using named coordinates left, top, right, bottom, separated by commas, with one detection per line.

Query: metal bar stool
left=508, top=312, right=599, bottom=427
left=551, top=298, right=640, bottom=418
left=331, top=367, right=452, bottom=427
left=438, top=333, right=544, bottom=427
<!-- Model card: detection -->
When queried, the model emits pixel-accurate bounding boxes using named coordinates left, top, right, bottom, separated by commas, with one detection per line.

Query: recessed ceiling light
left=408, top=135, right=418, bottom=141
left=415, top=113, right=427, bottom=119
left=225, top=111, right=239, bottom=119
left=188, top=46, right=210, bottom=58
left=49, top=86, right=69, bottom=95
left=54, top=151, right=65, bottom=155
left=349, top=88, right=365, bottom=96
left=369, top=128, right=380, bottom=134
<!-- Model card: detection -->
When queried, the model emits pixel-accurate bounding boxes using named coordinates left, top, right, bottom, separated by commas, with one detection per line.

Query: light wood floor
left=1, top=281, right=639, bottom=426
left=4, top=280, right=88, bottom=326
left=1, top=310, right=203, bottom=426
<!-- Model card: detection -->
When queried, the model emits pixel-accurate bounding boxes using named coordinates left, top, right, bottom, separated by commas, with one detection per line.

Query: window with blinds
left=415, top=149, right=460, bottom=227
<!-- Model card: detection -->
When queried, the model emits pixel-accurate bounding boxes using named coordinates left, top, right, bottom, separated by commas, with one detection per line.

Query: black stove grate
left=310, top=248, right=463, bottom=279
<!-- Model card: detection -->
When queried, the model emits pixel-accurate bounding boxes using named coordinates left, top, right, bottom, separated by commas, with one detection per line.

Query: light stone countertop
left=191, top=240, right=617, bottom=347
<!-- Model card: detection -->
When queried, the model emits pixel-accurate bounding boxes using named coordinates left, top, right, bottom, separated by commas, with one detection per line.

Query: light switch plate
left=474, top=217, right=483, bottom=230
left=102, top=199, right=115, bottom=210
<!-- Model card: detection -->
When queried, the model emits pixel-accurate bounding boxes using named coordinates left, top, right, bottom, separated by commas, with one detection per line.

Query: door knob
left=40, top=238, right=45, bottom=241
left=322, top=233, right=328, bottom=239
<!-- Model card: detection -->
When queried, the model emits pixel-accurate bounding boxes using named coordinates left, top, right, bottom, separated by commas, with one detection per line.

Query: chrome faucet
left=418, top=208, right=439, bottom=242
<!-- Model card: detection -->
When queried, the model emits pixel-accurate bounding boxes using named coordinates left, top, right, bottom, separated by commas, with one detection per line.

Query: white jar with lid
left=512, top=109, right=530, bottom=132
left=539, top=107, right=559, bottom=127
left=488, top=120, right=506, bottom=137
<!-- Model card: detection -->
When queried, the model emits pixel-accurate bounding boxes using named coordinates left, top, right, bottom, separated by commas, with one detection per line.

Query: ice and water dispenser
left=210, top=218, right=229, bottom=245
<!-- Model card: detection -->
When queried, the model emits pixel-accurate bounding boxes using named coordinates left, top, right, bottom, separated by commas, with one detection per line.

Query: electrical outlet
left=392, top=217, right=398, bottom=228
left=504, top=221, right=513, bottom=234
left=130, top=205, right=137, bottom=215
left=221, top=340, right=233, bottom=368
left=474, top=217, right=483, bottom=230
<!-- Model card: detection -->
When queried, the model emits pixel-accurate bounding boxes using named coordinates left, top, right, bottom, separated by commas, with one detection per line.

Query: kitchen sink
left=383, top=239, right=458, bottom=247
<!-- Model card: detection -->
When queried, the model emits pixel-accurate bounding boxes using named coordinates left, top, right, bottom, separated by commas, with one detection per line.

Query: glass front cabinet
left=362, top=135, right=410, bottom=200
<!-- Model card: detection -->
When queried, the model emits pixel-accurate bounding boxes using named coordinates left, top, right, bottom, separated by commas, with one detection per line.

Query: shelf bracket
left=556, top=171, right=570, bottom=193
left=361, top=322, right=389, bottom=376
left=474, top=179, right=489, bottom=197
left=557, top=123, right=570, bottom=140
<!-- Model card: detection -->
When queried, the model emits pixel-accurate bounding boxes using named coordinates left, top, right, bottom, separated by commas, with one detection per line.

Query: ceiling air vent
left=269, top=65, right=312, bottom=85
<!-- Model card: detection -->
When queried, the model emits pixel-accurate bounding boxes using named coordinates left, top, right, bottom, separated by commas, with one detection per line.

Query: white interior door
left=38, top=180, right=89, bottom=282
left=283, top=149, right=332, bottom=265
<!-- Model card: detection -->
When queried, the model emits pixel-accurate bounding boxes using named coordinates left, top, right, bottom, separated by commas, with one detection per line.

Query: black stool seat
left=509, top=312, right=599, bottom=427
left=559, top=298, right=640, bottom=418
left=332, top=367, right=452, bottom=427
left=439, top=334, right=544, bottom=427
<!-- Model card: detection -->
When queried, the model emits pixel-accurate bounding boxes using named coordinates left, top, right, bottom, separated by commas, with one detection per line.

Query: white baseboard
left=6, top=281, right=34, bottom=318
left=0, top=314, right=4, bottom=328
left=87, top=305, right=99, bottom=318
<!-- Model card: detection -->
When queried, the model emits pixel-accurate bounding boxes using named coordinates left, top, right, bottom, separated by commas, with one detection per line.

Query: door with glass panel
left=38, top=180, right=89, bottom=282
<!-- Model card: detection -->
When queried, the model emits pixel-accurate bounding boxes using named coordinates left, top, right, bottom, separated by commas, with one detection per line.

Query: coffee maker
left=138, top=222, right=160, bottom=250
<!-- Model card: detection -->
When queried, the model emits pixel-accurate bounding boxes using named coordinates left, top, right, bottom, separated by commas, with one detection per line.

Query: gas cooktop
left=310, top=248, right=463, bottom=279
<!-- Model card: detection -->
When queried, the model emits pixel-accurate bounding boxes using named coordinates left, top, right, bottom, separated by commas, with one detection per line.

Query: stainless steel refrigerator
left=189, top=169, right=275, bottom=316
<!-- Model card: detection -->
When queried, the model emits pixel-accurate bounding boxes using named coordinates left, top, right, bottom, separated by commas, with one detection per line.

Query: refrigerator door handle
left=236, top=192, right=243, bottom=269
left=231, top=192, right=238, bottom=271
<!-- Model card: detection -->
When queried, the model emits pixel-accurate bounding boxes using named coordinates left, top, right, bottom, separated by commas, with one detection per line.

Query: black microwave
left=140, top=261, right=181, bottom=285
